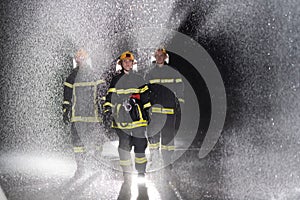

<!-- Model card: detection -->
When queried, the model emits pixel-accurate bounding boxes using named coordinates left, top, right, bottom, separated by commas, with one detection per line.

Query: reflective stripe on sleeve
left=143, top=102, right=151, bottom=109
left=63, top=101, right=70, bottom=105
left=139, top=85, right=149, bottom=93
left=64, top=82, right=73, bottom=88
left=103, top=102, right=113, bottom=107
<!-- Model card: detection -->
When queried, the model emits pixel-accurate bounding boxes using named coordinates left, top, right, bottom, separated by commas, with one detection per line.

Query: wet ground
left=0, top=140, right=223, bottom=200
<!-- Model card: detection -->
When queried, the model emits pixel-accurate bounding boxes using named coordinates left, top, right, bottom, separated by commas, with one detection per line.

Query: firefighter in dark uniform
left=103, top=51, right=151, bottom=181
left=145, top=48, right=184, bottom=169
left=63, top=49, right=104, bottom=178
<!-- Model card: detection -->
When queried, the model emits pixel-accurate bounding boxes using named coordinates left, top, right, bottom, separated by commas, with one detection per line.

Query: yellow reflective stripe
left=112, top=120, right=148, bottom=129
left=63, top=101, right=70, bottom=105
left=161, top=145, right=175, bottom=151
left=108, top=88, right=116, bottom=93
left=73, top=146, right=85, bottom=153
left=120, top=159, right=131, bottom=166
left=71, top=116, right=102, bottom=122
left=149, top=78, right=182, bottom=84
left=63, top=108, right=66, bottom=113
left=161, top=79, right=174, bottom=83
left=100, top=96, right=106, bottom=101
left=178, top=98, right=185, bottom=103
left=135, top=157, right=147, bottom=164
left=73, top=80, right=105, bottom=87
left=64, top=82, right=73, bottom=88
left=108, top=86, right=148, bottom=94
left=116, top=88, right=140, bottom=94
left=149, top=79, right=160, bottom=84
left=152, top=107, right=161, bottom=113
left=96, top=80, right=105, bottom=84
left=103, top=102, right=113, bottom=107
left=137, top=104, right=144, bottom=120
left=139, top=85, right=149, bottom=93
left=116, top=104, right=121, bottom=118
left=151, top=107, right=174, bottom=114
left=148, top=142, right=160, bottom=149
left=175, top=78, right=183, bottom=83
left=161, top=108, right=174, bottom=114
left=143, top=102, right=151, bottom=109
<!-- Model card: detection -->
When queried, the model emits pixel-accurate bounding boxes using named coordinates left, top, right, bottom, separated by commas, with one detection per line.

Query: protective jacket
left=145, top=64, right=184, bottom=114
left=103, top=71, right=151, bottom=129
left=63, top=67, right=104, bottom=123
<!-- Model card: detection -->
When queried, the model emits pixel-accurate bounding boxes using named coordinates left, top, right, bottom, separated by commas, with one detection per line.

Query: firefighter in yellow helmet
left=103, top=51, right=151, bottom=182
left=145, top=48, right=184, bottom=170
left=63, top=48, right=105, bottom=178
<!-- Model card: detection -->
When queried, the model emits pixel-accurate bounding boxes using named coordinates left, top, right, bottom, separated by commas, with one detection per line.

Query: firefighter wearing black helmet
left=63, top=49, right=104, bottom=178
left=103, top=51, right=151, bottom=181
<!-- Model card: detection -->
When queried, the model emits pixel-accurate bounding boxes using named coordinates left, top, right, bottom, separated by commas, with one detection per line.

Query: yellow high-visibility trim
left=73, top=80, right=105, bottom=87
left=63, top=108, right=66, bottom=113
left=152, top=107, right=161, bottom=113
left=161, top=79, right=174, bottom=83
left=108, top=86, right=148, bottom=94
left=112, top=120, right=148, bottom=129
left=116, top=88, right=140, bottom=94
left=175, top=78, right=183, bottom=83
left=139, top=85, right=149, bottom=93
left=135, top=157, right=147, bottom=164
left=136, top=104, right=144, bottom=120
left=100, top=96, right=106, bottom=101
left=120, top=159, right=131, bottom=166
left=71, top=116, right=102, bottom=123
left=148, top=142, right=160, bottom=149
left=108, top=88, right=116, bottom=93
left=149, top=78, right=183, bottom=84
left=63, top=101, right=70, bottom=105
left=103, top=102, right=113, bottom=107
left=161, top=108, right=174, bottom=114
left=149, top=79, right=160, bottom=84
left=161, top=145, right=175, bottom=151
left=151, top=107, right=174, bottom=115
left=143, top=102, right=151, bottom=109
left=73, top=146, right=85, bottom=153
left=178, top=98, right=185, bottom=103
left=96, top=80, right=105, bottom=85
left=73, top=82, right=94, bottom=87
left=64, top=82, right=73, bottom=88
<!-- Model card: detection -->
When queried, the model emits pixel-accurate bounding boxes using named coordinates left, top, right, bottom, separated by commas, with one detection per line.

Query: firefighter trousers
left=71, top=122, right=103, bottom=171
left=115, top=127, right=148, bottom=174
left=148, top=112, right=177, bottom=165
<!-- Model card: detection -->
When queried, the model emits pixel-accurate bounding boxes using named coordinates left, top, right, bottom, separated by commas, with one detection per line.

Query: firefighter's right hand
left=63, top=105, right=71, bottom=124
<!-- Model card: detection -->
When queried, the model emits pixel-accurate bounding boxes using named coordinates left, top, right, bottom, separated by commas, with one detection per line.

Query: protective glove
left=103, top=107, right=112, bottom=129
left=63, top=104, right=71, bottom=125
